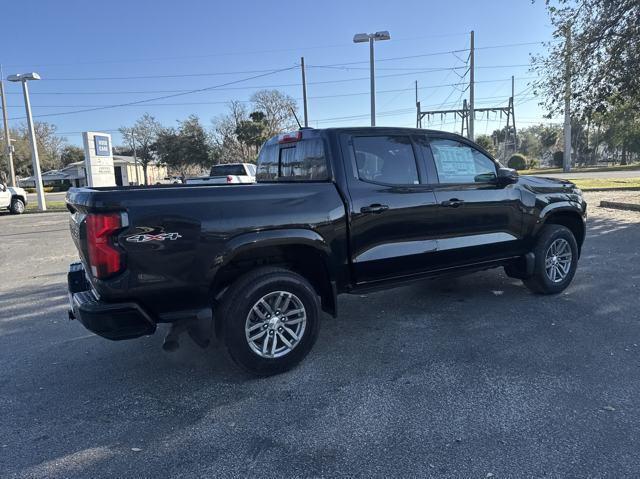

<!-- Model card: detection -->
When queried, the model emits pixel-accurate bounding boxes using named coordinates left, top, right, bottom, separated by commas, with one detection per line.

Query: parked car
left=0, top=183, right=28, bottom=214
left=185, top=163, right=256, bottom=185
left=66, top=127, right=587, bottom=376
left=155, top=176, right=183, bottom=185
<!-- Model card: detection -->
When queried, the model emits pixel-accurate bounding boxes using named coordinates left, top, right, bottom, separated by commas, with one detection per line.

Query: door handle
left=440, top=198, right=464, bottom=208
left=360, top=204, right=389, bottom=214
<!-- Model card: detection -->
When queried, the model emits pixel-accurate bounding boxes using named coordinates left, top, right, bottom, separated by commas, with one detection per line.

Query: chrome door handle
left=360, top=204, right=389, bottom=214
left=440, top=199, right=464, bottom=208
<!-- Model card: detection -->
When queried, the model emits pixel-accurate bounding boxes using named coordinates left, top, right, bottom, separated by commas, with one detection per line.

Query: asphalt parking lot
left=1, top=194, right=639, bottom=478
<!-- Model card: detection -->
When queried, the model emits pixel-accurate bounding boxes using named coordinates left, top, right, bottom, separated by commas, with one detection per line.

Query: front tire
left=523, top=224, right=579, bottom=294
left=10, top=198, right=25, bottom=214
left=217, top=267, right=321, bottom=376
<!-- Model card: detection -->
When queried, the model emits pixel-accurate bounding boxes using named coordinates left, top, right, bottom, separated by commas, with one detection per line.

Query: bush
left=507, top=154, right=527, bottom=170
left=527, top=159, right=539, bottom=169
left=552, top=151, right=564, bottom=167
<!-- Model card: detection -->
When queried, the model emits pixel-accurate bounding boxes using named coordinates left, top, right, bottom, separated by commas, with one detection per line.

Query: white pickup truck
left=0, top=183, right=28, bottom=214
left=185, top=163, right=256, bottom=185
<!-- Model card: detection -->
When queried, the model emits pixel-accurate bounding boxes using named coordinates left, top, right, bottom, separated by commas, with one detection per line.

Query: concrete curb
left=599, top=201, right=640, bottom=212
left=583, top=187, right=640, bottom=192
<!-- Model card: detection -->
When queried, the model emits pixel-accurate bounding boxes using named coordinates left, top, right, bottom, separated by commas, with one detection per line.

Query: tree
left=211, top=100, right=254, bottom=163
left=235, top=111, right=268, bottom=155
left=120, top=113, right=162, bottom=185
left=250, top=89, right=298, bottom=137
left=475, top=135, right=496, bottom=156
left=154, top=116, right=211, bottom=178
left=0, top=122, right=67, bottom=178
left=60, top=145, right=85, bottom=166
left=534, top=0, right=640, bottom=117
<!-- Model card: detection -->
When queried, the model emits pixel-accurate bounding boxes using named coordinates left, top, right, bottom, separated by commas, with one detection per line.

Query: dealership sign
left=83, top=132, right=115, bottom=187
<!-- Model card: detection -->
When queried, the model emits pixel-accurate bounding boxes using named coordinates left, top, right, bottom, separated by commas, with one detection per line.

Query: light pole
left=353, top=31, right=391, bottom=127
left=8, top=72, right=46, bottom=211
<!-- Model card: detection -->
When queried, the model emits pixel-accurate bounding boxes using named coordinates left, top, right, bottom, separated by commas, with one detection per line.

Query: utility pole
left=131, top=132, right=140, bottom=185
left=415, top=80, right=421, bottom=128
left=0, top=66, right=16, bottom=187
left=511, top=75, right=517, bottom=153
left=468, top=30, right=475, bottom=140
left=563, top=24, right=572, bottom=173
left=300, top=57, right=309, bottom=127
left=369, top=36, right=376, bottom=126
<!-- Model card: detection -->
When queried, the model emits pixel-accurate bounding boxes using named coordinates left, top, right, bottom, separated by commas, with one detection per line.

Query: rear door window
left=352, top=135, right=419, bottom=185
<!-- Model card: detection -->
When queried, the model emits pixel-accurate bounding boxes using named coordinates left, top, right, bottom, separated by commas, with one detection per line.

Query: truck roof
left=263, top=126, right=465, bottom=146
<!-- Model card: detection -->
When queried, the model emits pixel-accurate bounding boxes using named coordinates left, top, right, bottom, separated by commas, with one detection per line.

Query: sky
left=2, top=0, right=559, bottom=148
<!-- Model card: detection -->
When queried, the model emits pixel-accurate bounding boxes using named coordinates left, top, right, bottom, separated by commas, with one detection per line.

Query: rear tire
left=523, top=224, right=578, bottom=294
left=217, top=267, right=320, bottom=376
left=10, top=198, right=25, bottom=214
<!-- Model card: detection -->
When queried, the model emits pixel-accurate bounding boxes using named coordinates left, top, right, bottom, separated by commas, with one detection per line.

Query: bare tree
left=119, top=113, right=162, bottom=185
left=250, top=89, right=298, bottom=137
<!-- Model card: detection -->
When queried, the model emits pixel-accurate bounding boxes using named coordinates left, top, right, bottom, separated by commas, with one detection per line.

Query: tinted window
left=256, top=139, right=328, bottom=182
left=352, top=136, right=419, bottom=185
left=430, top=139, right=497, bottom=184
left=210, top=164, right=247, bottom=176
left=256, top=144, right=279, bottom=180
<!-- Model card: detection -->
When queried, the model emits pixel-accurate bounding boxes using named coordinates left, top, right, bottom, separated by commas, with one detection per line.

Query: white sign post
left=82, top=131, right=115, bottom=187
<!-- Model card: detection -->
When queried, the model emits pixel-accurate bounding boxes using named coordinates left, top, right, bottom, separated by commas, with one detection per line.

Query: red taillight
left=226, top=175, right=233, bottom=183
left=278, top=131, right=302, bottom=144
left=85, top=213, right=124, bottom=279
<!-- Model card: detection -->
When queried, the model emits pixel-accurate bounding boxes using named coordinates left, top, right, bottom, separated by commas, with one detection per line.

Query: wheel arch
left=537, top=205, right=586, bottom=254
left=211, top=229, right=338, bottom=318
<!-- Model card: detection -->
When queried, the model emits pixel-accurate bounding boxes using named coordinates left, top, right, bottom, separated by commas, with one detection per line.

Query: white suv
left=0, top=183, right=28, bottom=214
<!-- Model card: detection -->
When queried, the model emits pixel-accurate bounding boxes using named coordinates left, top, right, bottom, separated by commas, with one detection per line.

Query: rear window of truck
left=256, top=139, right=328, bottom=182
left=210, top=164, right=247, bottom=176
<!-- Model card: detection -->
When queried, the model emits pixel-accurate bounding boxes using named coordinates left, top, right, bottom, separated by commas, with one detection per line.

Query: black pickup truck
left=66, top=127, right=587, bottom=375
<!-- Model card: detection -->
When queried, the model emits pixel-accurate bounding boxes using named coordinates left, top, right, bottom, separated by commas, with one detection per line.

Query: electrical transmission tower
left=415, top=31, right=518, bottom=162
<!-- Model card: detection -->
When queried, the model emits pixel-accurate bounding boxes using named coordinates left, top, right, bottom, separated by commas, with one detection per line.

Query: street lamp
left=353, top=31, right=391, bottom=127
left=8, top=72, right=45, bottom=211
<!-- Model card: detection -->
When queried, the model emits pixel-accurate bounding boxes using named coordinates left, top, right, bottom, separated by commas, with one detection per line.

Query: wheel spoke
left=285, top=317, right=305, bottom=326
left=252, top=304, right=267, bottom=320
left=249, top=330, right=267, bottom=341
left=280, top=294, right=292, bottom=312
left=277, top=331, right=293, bottom=348
left=272, top=292, right=285, bottom=311
left=283, top=308, right=304, bottom=318
left=262, top=333, right=270, bottom=355
left=259, top=298, right=274, bottom=315
left=247, top=322, right=264, bottom=333
left=270, top=332, right=278, bottom=355
left=282, top=325, right=299, bottom=341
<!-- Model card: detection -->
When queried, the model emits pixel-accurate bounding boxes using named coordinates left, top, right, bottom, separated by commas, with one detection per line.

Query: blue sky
left=2, top=0, right=558, bottom=147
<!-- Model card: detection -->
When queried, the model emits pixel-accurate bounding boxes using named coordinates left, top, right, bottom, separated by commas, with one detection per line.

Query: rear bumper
left=67, top=262, right=156, bottom=340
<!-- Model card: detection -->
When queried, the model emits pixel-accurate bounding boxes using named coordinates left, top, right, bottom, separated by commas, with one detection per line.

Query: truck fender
left=210, top=228, right=338, bottom=316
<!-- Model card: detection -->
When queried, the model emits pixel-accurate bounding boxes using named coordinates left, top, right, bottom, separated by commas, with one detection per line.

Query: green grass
left=520, top=163, right=640, bottom=175
left=572, top=178, right=640, bottom=190
left=25, top=200, right=67, bottom=212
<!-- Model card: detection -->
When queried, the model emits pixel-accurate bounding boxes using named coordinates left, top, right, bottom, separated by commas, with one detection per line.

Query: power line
left=10, top=66, right=297, bottom=120
left=3, top=32, right=473, bottom=69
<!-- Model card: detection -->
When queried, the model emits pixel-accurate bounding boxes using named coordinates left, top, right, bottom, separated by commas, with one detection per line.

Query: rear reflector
left=278, top=131, right=302, bottom=143
left=85, top=213, right=124, bottom=279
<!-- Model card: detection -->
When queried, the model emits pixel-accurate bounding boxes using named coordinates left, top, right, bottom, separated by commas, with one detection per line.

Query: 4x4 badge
left=126, top=232, right=182, bottom=243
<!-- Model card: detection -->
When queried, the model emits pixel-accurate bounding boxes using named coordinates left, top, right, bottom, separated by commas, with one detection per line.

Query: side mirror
left=497, top=167, right=518, bottom=185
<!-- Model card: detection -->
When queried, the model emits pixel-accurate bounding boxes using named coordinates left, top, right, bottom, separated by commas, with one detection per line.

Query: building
left=18, top=156, right=168, bottom=188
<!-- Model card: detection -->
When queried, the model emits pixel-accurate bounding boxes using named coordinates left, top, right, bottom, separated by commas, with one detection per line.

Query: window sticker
left=432, top=145, right=476, bottom=177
